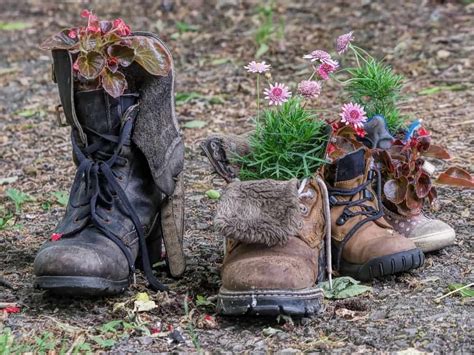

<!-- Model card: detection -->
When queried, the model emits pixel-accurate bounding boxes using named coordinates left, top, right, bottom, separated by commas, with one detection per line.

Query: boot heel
left=160, top=172, right=186, bottom=277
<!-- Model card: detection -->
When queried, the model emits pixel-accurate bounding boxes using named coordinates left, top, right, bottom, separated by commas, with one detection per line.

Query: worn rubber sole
left=217, top=287, right=324, bottom=317
left=410, top=230, right=455, bottom=253
left=34, top=276, right=129, bottom=297
left=339, top=248, right=425, bottom=281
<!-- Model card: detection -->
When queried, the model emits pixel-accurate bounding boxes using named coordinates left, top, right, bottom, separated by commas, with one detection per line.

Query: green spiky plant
left=236, top=98, right=330, bottom=181
left=344, top=52, right=406, bottom=134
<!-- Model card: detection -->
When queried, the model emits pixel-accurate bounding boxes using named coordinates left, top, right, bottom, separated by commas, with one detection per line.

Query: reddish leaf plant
left=41, top=10, right=171, bottom=98
left=375, top=128, right=473, bottom=216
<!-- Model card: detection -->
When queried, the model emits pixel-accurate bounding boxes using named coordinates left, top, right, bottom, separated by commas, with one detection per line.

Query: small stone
left=437, top=50, right=451, bottom=59
left=370, top=310, right=387, bottom=320
left=138, top=336, right=153, bottom=346
left=280, top=348, right=300, bottom=354
left=232, top=344, right=244, bottom=352
left=405, top=328, right=417, bottom=336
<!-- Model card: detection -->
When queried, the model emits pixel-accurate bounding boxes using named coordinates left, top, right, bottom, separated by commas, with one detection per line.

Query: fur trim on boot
left=214, top=179, right=302, bottom=246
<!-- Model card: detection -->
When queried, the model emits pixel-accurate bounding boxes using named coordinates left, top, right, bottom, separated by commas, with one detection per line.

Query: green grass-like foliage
left=345, top=58, right=405, bottom=133
left=237, top=98, right=329, bottom=181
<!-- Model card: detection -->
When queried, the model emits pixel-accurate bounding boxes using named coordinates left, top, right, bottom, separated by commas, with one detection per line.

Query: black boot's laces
left=67, top=109, right=167, bottom=291
left=327, top=169, right=384, bottom=269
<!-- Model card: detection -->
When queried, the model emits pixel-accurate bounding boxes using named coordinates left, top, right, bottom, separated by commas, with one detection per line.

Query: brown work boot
left=214, top=177, right=332, bottom=316
left=325, top=148, right=424, bottom=281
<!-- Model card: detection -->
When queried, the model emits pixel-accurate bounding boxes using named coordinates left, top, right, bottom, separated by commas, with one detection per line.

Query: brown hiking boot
left=214, top=177, right=332, bottom=316
left=325, top=148, right=424, bottom=281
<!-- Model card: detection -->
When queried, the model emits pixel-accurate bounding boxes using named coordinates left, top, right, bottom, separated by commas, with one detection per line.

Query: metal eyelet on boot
left=336, top=214, right=346, bottom=226
left=300, top=204, right=309, bottom=215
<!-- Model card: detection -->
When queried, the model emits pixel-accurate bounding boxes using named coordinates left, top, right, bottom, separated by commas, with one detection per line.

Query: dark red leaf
left=427, top=186, right=438, bottom=205
left=131, top=36, right=171, bottom=76
left=99, top=20, right=113, bottom=34
left=101, top=68, right=128, bottom=98
left=415, top=172, right=431, bottom=198
left=435, top=166, right=474, bottom=188
left=383, top=178, right=408, bottom=204
left=107, top=44, right=135, bottom=67
left=423, top=144, right=452, bottom=160
left=406, top=184, right=423, bottom=211
left=40, top=29, right=79, bottom=50
left=77, top=51, right=105, bottom=80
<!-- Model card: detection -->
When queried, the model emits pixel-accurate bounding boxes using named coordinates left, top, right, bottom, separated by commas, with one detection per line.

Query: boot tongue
left=74, top=89, right=138, bottom=141
left=329, top=148, right=367, bottom=186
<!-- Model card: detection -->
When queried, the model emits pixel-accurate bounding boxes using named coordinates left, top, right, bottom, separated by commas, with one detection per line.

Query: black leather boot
left=34, top=33, right=185, bottom=296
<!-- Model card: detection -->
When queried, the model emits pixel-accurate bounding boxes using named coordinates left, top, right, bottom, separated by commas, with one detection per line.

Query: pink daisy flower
left=297, top=80, right=321, bottom=99
left=339, top=102, right=368, bottom=128
left=317, top=59, right=339, bottom=80
left=336, top=31, right=354, bottom=54
left=264, top=82, right=292, bottom=106
left=303, top=50, right=332, bottom=63
left=244, top=61, right=271, bottom=74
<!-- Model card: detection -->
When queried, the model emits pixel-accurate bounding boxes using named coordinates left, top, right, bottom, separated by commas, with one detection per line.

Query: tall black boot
left=34, top=33, right=185, bottom=296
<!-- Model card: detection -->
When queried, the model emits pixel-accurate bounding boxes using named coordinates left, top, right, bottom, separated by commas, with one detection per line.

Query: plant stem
left=257, top=74, right=261, bottom=120
left=434, top=283, right=474, bottom=302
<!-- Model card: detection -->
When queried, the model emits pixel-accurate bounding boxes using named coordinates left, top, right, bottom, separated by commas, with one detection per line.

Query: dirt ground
left=1, top=0, right=473, bottom=353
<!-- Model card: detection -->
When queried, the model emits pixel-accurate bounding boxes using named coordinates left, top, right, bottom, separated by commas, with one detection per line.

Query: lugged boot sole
left=34, top=276, right=129, bottom=296
left=339, top=248, right=425, bottom=281
left=216, top=287, right=324, bottom=317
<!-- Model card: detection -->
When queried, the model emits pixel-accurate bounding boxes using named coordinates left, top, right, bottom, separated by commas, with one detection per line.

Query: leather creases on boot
left=35, top=33, right=185, bottom=296
left=34, top=89, right=168, bottom=295
left=199, top=133, right=251, bottom=182
left=214, top=177, right=331, bottom=316
left=325, top=148, right=424, bottom=281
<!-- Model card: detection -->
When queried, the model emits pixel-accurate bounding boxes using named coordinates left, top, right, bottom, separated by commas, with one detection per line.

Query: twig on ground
left=434, top=283, right=474, bottom=303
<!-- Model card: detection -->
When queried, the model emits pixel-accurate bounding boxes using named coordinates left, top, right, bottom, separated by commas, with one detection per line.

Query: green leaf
left=210, top=58, right=231, bottom=66
left=255, top=43, right=269, bottom=58
left=0, top=213, right=14, bottom=230
left=175, top=92, right=200, bottom=104
left=196, top=295, right=214, bottom=307
left=131, top=36, right=171, bottom=76
left=319, top=276, right=372, bottom=299
left=99, top=320, right=123, bottom=334
left=205, top=190, right=221, bottom=200
left=262, top=327, right=282, bottom=337
left=77, top=51, right=106, bottom=80
left=5, top=188, right=34, bottom=213
left=183, top=120, right=207, bottom=129
left=448, top=283, right=474, bottom=298
left=418, top=84, right=467, bottom=96
left=90, top=336, right=116, bottom=349
left=15, top=109, right=44, bottom=118
left=101, top=68, right=128, bottom=98
left=51, top=191, right=69, bottom=207
left=107, top=44, right=135, bottom=67
left=175, top=21, right=199, bottom=33
left=0, top=22, right=31, bottom=31
left=40, top=29, right=79, bottom=50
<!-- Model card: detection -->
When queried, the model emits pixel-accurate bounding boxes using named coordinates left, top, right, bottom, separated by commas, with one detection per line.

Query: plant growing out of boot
left=201, top=59, right=337, bottom=316
left=336, top=32, right=473, bottom=253
left=34, top=10, right=185, bottom=296
left=201, top=33, right=427, bottom=286
left=41, top=10, right=170, bottom=98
